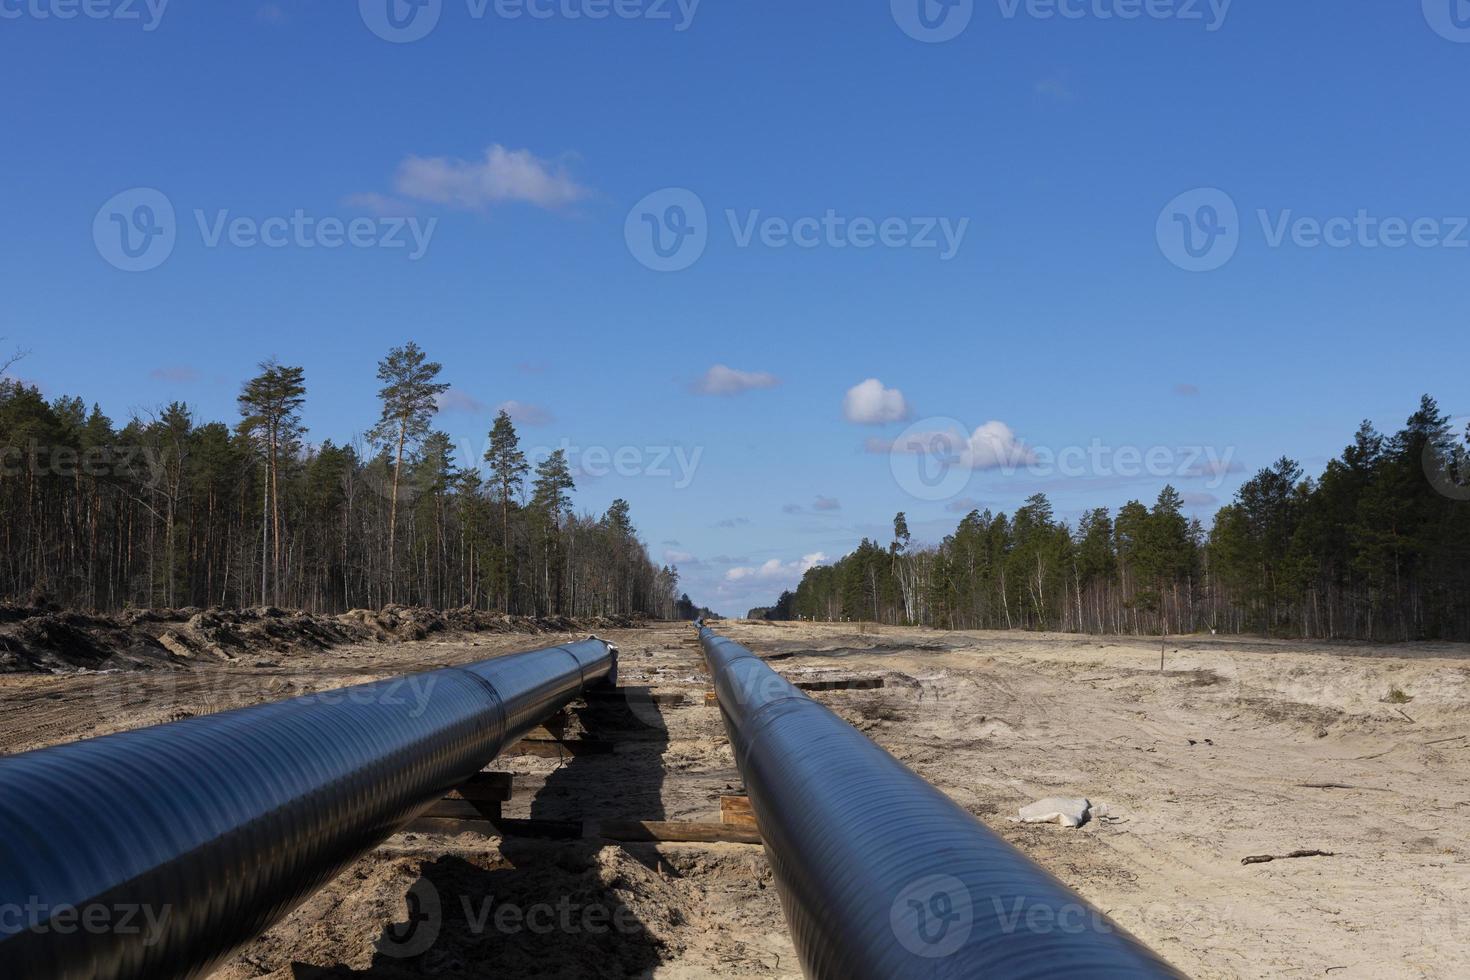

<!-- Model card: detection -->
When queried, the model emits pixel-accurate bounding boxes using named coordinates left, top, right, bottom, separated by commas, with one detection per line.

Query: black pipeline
left=0, top=637, right=615, bottom=979
left=696, top=622, right=1183, bottom=979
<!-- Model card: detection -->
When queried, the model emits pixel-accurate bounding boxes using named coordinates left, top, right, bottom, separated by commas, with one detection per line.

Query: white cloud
left=435, top=389, right=488, bottom=415
left=843, top=378, right=910, bottom=425
left=725, top=552, right=827, bottom=583
left=664, top=549, right=699, bottom=565
left=690, top=364, right=780, bottom=396
left=393, top=145, right=587, bottom=212
left=496, top=400, right=554, bottom=427
left=884, top=421, right=1036, bottom=471
left=812, top=496, right=841, bottom=512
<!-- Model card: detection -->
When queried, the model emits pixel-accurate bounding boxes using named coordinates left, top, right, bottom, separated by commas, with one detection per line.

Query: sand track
left=2, top=623, right=1467, bottom=978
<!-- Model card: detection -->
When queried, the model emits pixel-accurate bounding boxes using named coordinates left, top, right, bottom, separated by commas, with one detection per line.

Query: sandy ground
left=2, top=622, right=1468, bottom=978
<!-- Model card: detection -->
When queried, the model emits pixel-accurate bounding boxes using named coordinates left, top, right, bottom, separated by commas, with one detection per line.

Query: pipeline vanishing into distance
left=696, top=621, right=1184, bottom=979
left=0, top=637, right=616, bottom=980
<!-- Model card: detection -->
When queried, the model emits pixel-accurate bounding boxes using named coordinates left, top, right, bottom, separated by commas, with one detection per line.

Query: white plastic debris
left=1014, top=797, right=1093, bottom=828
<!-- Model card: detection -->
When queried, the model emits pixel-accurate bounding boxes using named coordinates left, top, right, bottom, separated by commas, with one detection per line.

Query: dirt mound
left=0, top=604, right=642, bottom=675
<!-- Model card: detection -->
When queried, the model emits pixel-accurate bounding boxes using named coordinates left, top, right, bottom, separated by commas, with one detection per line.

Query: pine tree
left=237, top=359, right=306, bottom=605
left=484, top=409, right=528, bottom=611
left=367, top=342, right=448, bottom=603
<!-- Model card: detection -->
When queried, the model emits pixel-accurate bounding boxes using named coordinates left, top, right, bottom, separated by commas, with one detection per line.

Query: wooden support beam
left=720, top=795, right=757, bottom=830
left=795, top=677, right=885, bottom=692
left=446, top=771, right=514, bottom=803
left=401, top=816, right=762, bottom=845
left=421, top=798, right=503, bottom=820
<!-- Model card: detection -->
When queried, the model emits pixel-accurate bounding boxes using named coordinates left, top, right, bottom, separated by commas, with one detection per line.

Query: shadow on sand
left=301, top=689, right=673, bottom=979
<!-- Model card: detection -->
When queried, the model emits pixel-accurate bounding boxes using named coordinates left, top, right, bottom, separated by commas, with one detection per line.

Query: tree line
left=759, top=396, right=1470, bottom=642
left=0, top=343, right=682, bottom=618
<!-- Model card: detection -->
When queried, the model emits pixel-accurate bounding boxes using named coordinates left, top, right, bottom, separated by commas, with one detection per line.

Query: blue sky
left=3, top=1, right=1468, bottom=614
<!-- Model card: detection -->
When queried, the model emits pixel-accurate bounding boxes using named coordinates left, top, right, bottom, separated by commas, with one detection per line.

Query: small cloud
left=708, top=555, right=749, bottom=565
left=1034, top=76, right=1074, bottom=102
left=843, top=378, right=910, bottom=425
left=946, top=496, right=985, bottom=513
left=343, top=192, right=415, bottom=217
left=882, top=421, right=1036, bottom=471
left=496, top=400, right=554, bottom=427
left=393, top=144, right=587, bottom=212
left=1174, top=383, right=1201, bottom=397
left=782, top=504, right=803, bottom=515
left=690, top=364, right=780, bottom=396
left=725, top=552, right=828, bottom=583
left=435, top=389, right=489, bottom=415
left=812, top=496, right=841, bottom=512
left=664, top=549, right=700, bottom=565
left=1180, top=492, right=1219, bottom=508
left=150, top=366, right=200, bottom=383
left=662, top=539, right=682, bottom=547
left=714, top=517, right=750, bottom=529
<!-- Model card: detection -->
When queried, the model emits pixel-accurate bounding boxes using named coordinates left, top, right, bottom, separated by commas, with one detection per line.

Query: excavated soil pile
left=0, top=602, right=637, bottom=674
